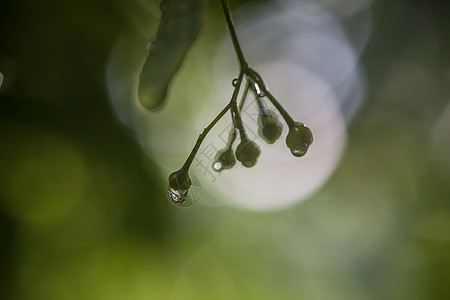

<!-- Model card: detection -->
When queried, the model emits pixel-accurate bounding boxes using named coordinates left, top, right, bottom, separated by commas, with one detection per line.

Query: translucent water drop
left=213, top=162, right=222, bottom=171
left=247, top=68, right=267, bottom=96
left=212, top=148, right=236, bottom=172
left=232, top=78, right=239, bottom=87
left=168, top=187, right=188, bottom=204
left=0, top=72, right=3, bottom=88
left=167, top=184, right=202, bottom=208
left=290, top=147, right=308, bottom=157
left=252, top=82, right=265, bottom=97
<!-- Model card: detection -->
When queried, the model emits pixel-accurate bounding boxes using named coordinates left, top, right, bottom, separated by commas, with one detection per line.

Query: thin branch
left=265, top=90, right=295, bottom=127
left=181, top=102, right=232, bottom=171
left=220, top=0, right=248, bottom=71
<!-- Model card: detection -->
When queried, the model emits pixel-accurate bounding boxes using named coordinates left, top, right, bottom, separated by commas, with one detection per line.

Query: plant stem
left=254, top=95, right=266, bottom=115
left=180, top=69, right=246, bottom=172
left=181, top=102, right=232, bottom=171
left=225, top=80, right=250, bottom=147
left=238, top=80, right=250, bottom=111
left=265, top=90, right=295, bottom=127
left=230, top=71, right=248, bottom=140
left=220, top=0, right=248, bottom=71
left=180, top=0, right=291, bottom=173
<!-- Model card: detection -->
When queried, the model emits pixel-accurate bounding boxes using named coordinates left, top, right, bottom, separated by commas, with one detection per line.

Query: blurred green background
left=0, top=0, right=449, bottom=299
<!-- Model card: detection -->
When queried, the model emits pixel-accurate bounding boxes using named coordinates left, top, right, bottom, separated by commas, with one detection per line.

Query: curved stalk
left=254, top=95, right=266, bottom=115
left=265, top=90, right=295, bottom=127
left=225, top=80, right=250, bottom=147
left=220, top=0, right=248, bottom=71
left=181, top=102, right=232, bottom=171
left=230, top=71, right=248, bottom=140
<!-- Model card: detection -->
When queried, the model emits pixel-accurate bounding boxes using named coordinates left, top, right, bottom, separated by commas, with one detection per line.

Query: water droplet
left=290, top=147, right=308, bottom=157
left=286, top=122, right=313, bottom=157
left=212, top=148, right=236, bottom=172
left=213, top=162, right=222, bottom=171
left=247, top=68, right=267, bottom=96
left=167, top=184, right=202, bottom=208
left=0, top=72, right=3, bottom=89
left=232, top=78, right=239, bottom=87
left=252, top=82, right=265, bottom=97
left=168, top=187, right=188, bottom=204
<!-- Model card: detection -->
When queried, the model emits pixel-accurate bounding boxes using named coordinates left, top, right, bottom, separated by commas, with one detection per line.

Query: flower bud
left=286, top=122, right=313, bottom=157
left=258, top=110, right=283, bottom=144
left=168, top=169, right=192, bottom=204
left=212, top=147, right=236, bottom=172
left=235, top=139, right=261, bottom=168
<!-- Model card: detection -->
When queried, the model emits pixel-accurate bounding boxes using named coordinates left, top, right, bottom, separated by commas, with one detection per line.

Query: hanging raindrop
left=168, top=187, right=189, bottom=204
left=167, top=182, right=202, bottom=208
left=167, top=169, right=192, bottom=205
left=251, top=82, right=265, bottom=97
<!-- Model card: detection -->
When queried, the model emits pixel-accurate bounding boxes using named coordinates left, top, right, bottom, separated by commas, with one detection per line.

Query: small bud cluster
left=163, top=0, right=313, bottom=206
left=167, top=68, right=313, bottom=206
left=210, top=68, right=313, bottom=174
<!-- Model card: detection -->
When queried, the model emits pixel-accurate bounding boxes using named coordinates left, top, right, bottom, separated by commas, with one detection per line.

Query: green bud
left=258, top=110, right=283, bottom=144
left=212, top=147, right=236, bottom=172
left=235, top=139, right=261, bottom=168
left=286, top=122, right=313, bottom=157
left=168, top=169, right=192, bottom=204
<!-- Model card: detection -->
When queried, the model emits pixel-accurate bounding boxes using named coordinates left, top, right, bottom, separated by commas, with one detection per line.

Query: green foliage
left=138, top=0, right=205, bottom=110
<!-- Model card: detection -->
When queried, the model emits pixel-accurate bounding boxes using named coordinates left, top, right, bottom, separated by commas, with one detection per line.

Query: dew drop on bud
left=213, top=162, right=222, bottom=171
left=290, top=147, right=308, bottom=157
left=167, top=179, right=201, bottom=208
left=168, top=187, right=189, bottom=204
left=252, top=82, right=265, bottom=97
left=247, top=68, right=267, bottom=97
left=232, top=78, right=239, bottom=87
